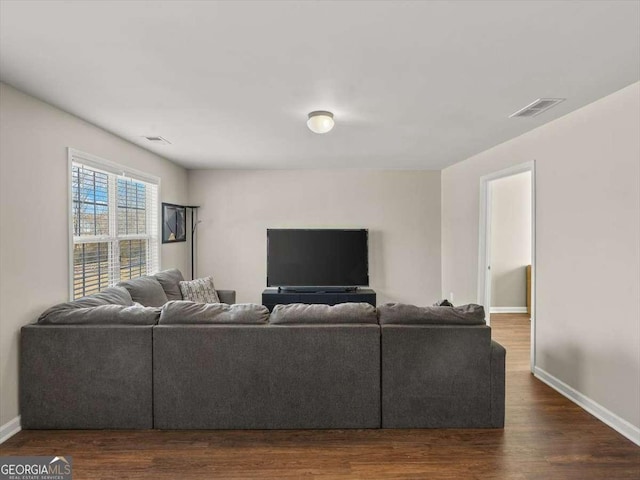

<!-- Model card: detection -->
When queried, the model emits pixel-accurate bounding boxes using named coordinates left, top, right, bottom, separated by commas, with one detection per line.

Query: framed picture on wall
left=162, top=203, right=187, bottom=243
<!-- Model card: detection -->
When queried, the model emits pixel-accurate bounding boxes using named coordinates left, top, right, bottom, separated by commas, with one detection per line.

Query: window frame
left=68, top=148, right=162, bottom=300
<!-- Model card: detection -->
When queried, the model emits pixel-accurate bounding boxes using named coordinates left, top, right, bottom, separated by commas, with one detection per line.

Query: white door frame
left=477, top=161, right=536, bottom=372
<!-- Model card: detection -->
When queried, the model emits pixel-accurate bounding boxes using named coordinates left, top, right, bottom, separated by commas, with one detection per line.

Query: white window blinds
left=69, top=149, right=160, bottom=299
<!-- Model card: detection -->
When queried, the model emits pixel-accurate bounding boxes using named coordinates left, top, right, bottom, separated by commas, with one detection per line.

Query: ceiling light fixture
left=307, top=111, right=335, bottom=134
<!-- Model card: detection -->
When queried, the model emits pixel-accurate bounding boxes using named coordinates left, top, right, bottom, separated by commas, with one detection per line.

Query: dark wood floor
left=2, top=314, right=639, bottom=479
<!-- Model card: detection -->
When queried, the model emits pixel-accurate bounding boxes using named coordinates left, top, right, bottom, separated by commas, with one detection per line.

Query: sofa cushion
left=269, top=302, right=378, bottom=324
left=38, top=304, right=160, bottom=325
left=84, top=286, right=133, bottom=306
left=377, top=303, right=486, bottom=325
left=37, top=287, right=133, bottom=324
left=153, top=268, right=185, bottom=301
left=72, top=286, right=133, bottom=307
left=159, top=301, right=269, bottom=324
left=118, top=276, right=169, bottom=307
left=179, top=276, right=220, bottom=304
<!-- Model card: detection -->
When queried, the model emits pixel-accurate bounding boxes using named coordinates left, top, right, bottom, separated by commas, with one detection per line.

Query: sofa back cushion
left=270, top=302, right=378, bottom=325
left=117, top=276, right=168, bottom=307
left=159, top=301, right=269, bottom=324
left=38, top=304, right=160, bottom=325
left=84, top=286, right=133, bottom=306
left=71, top=286, right=133, bottom=308
left=153, top=269, right=185, bottom=301
left=37, top=286, right=134, bottom=323
left=377, top=303, right=486, bottom=325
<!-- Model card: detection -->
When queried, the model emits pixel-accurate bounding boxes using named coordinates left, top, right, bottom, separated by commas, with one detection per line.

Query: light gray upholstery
left=159, top=301, right=269, bottom=324
left=378, top=302, right=486, bottom=325
left=37, top=287, right=133, bottom=324
left=78, top=286, right=133, bottom=306
left=153, top=268, right=236, bottom=304
left=270, top=302, right=378, bottom=324
left=381, top=324, right=505, bottom=428
left=216, top=289, right=236, bottom=305
left=491, top=340, right=506, bottom=428
left=20, top=325, right=153, bottom=429
left=153, top=324, right=381, bottom=429
left=153, top=268, right=185, bottom=301
left=38, top=304, right=160, bottom=325
left=117, top=276, right=168, bottom=307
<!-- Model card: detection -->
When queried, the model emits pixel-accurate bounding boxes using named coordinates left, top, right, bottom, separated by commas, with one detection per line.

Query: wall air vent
left=143, top=136, right=171, bottom=145
left=509, top=98, right=565, bottom=118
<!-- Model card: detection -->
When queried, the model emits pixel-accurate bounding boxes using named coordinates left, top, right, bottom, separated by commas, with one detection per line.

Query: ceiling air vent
left=143, top=136, right=171, bottom=145
left=509, top=98, right=565, bottom=118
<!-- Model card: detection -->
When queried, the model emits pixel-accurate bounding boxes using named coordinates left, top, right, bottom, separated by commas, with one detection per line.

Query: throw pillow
left=179, top=276, right=220, bottom=303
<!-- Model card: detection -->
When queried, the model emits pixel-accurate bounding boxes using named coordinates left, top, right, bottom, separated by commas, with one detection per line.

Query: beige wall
left=490, top=172, right=531, bottom=308
left=0, top=83, right=189, bottom=426
left=188, top=169, right=441, bottom=305
left=442, top=82, right=640, bottom=430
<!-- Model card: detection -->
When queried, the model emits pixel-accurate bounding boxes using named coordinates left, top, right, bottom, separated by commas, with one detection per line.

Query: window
left=70, top=149, right=160, bottom=299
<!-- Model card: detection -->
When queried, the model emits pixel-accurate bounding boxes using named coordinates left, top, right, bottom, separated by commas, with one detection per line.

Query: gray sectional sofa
left=21, top=270, right=505, bottom=430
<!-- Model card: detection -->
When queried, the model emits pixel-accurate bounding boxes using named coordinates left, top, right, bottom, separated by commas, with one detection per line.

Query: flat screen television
left=267, top=229, right=369, bottom=290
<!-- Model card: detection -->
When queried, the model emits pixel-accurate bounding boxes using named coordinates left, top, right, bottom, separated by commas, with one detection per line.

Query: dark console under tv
left=262, top=288, right=376, bottom=312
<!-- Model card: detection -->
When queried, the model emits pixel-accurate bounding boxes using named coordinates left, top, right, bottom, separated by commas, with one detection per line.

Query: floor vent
left=509, top=98, right=565, bottom=118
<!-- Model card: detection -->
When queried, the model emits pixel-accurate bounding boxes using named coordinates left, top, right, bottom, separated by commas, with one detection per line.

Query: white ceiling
left=1, top=1, right=638, bottom=170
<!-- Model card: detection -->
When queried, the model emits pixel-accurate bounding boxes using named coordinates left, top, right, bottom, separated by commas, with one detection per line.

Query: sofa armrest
left=490, top=340, right=506, bottom=428
left=216, top=290, right=236, bottom=305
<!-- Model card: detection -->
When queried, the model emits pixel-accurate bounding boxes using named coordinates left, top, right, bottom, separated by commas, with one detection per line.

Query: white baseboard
left=490, top=306, right=527, bottom=313
left=533, top=367, right=640, bottom=446
left=0, top=415, right=21, bottom=444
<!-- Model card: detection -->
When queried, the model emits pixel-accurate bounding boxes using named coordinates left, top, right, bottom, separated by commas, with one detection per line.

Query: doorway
left=477, top=162, right=535, bottom=372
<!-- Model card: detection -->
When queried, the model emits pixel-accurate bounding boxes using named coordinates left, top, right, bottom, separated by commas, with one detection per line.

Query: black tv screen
left=267, top=229, right=369, bottom=287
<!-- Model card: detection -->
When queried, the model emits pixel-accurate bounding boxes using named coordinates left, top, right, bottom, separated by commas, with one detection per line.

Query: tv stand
left=278, top=286, right=359, bottom=293
left=262, top=288, right=376, bottom=312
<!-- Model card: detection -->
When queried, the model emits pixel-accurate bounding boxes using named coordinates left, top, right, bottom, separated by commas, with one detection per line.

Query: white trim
left=534, top=367, right=640, bottom=446
left=68, top=148, right=160, bottom=185
left=154, top=179, right=162, bottom=272
left=490, top=306, right=528, bottom=313
left=67, top=147, right=161, bottom=300
left=0, top=415, right=21, bottom=444
left=478, top=161, right=536, bottom=371
left=530, top=164, right=537, bottom=371
left=68, top=151, right=75, bottom=300
left=73, top=233, right=152, bottom=243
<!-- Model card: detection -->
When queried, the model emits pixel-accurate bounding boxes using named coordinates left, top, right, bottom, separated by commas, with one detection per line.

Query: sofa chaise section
left=379, top=303, right=506, bottom=428
left=20, top=324, right=154, bottom=429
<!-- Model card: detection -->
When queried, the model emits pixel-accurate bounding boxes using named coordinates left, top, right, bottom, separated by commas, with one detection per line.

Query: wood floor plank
left=2, top=314, right=639, bottom=478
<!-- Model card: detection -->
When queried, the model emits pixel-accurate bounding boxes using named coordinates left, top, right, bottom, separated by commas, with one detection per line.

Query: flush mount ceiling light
left=307, top=111, right=335, bottom=134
